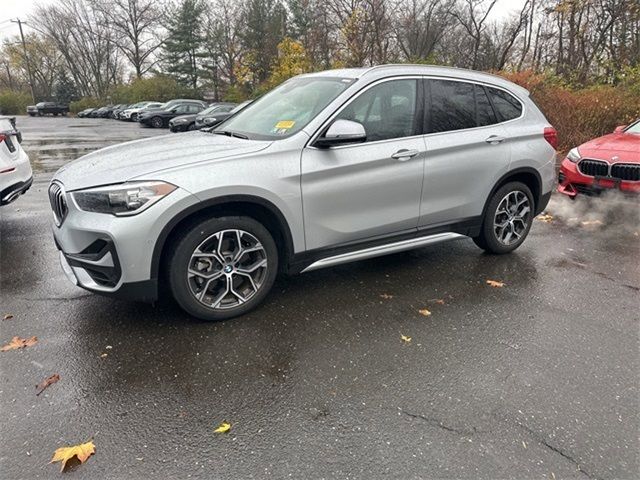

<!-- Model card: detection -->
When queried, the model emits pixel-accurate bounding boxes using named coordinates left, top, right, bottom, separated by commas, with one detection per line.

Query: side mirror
left=614, top=125, right=626, bottom=133
left=314, top=119, right=366, bottom=148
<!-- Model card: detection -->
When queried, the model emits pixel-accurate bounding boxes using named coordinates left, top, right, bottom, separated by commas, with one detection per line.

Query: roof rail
left=359, top=63, right=510, bottom=83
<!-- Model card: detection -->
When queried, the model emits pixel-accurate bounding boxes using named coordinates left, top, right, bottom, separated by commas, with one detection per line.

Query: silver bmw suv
left=49, top=65, right=556, bottom=320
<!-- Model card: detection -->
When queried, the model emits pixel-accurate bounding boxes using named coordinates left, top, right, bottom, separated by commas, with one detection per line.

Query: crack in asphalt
left=514, top=422, right=595, bottom=479
left=403, top=410, right=596, bottom=479
left=400, top=409, right=480, bottom=436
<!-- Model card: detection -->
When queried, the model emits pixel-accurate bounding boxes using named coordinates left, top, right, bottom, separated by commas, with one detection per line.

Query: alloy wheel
left=493, top=190, right=531, bottom=245
left=187, top=229, right=268, bottom=310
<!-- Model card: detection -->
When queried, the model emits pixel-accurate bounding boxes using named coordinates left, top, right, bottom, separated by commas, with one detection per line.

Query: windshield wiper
left=210, top=129, right=248, bottom=139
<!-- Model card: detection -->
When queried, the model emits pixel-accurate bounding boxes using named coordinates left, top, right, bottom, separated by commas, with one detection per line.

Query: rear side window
left=476, top=86, right=496, bottom=127
left=486, top=87, right=522, bottom=122
left=427, top=79, right=475, bottom=133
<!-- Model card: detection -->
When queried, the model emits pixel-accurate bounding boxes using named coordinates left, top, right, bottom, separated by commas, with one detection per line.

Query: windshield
left=625, top=120, right=640, bottom=134
left=215, top=76, right=354, bottom=140
left=200, top=105, right=225, bottom=116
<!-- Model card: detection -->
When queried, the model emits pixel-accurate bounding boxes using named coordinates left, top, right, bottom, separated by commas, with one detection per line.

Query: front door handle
left=485, top=135, right=506, bottom=144
left=391, top=149, right=420, bottom=161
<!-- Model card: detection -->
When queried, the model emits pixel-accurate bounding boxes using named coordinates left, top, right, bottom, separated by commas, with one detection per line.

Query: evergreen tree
left=54, top=70, right=78, bottom=104
left=240, top=0, right=287, bottom=85
left=162, top=0, right=206, bottom=89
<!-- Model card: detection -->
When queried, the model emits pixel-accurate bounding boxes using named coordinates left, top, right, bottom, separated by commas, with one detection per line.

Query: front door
left=301, top=78, right=425, bottom=251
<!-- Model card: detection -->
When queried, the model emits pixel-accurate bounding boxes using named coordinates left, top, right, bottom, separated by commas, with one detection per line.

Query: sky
left=0, top=0, right=529, bottom=42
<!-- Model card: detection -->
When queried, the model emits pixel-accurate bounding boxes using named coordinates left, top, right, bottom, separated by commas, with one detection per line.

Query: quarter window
left=335, top=79, right=418, bottom=142
left=486, top=87, right=522, bottom=122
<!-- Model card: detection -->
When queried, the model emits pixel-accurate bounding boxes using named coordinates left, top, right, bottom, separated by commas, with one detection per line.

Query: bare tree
left=394, top=0, right=454, bottom=62
left=91, top=0, right=164, bottom=78
left=451, top=0, right=498, bottom=69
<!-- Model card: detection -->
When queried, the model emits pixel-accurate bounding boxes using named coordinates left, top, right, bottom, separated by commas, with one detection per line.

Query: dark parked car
left=169, top=103, right=237, bottom=132
left=77, top=108, right=97, bottom=118
left=138, top=100, right=207, bottom=128
left=194, top=100, right=250, bottom=129
left=109, top=104, right=131, bottom=119
left=26, top=102, right=69, bottom=117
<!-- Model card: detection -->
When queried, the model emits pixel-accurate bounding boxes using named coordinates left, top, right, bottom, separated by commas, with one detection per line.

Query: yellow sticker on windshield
left=275, top=120, right=295, bottom=129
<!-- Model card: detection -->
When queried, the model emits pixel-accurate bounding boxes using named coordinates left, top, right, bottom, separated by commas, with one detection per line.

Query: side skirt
left=301, top=232, right=465, bottom=273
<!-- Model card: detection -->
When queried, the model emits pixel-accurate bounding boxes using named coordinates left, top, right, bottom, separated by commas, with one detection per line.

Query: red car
left=558, top=119, right=640, bottom=197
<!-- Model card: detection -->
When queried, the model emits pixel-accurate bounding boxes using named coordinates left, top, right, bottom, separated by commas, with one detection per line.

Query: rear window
left=486, top=87, right=522, bottom=122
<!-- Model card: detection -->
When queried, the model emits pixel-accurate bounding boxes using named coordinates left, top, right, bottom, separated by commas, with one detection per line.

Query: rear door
left=418, top=78, right=512, bottom=227
left=301, top=77, right=425, bottom=250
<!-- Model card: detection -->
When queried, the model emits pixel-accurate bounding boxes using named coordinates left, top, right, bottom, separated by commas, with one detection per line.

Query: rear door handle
left=391, top=149, right=420, bottom=161
left=485, top=135, right=505, bottom=144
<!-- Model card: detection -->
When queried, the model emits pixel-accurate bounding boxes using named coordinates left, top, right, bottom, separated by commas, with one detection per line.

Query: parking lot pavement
left=1, top=116, right=638, bottom=479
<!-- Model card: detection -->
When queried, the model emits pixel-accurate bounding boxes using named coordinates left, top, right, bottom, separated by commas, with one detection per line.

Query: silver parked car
left=48, top=65, right=556, bottom=320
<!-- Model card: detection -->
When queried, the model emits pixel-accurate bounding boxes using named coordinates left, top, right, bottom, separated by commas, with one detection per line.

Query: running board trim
left=301, top=232, right=465, bottom=273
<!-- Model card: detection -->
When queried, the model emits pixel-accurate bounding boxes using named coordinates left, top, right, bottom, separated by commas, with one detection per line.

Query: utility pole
left=11, top=18, right=36, bottom=103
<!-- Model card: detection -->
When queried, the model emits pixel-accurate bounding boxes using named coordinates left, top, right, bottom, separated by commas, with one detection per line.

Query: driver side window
left=335, top=79, right=417, bottom=143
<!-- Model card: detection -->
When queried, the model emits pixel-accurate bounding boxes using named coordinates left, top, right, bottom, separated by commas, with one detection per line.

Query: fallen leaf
left=379, top=294, right=394, bottom=299
left=36, top=374, right=61, bottom=396
left=3, top=314, right=13, bottom=321
left=400, top=334, right=412, bottom=343
left=418, top=309, right=432, bottom=317
left=581, top=220, right=603, bottom=226
left=214, top=421, right=231, bottom=434
left=522, top=440, right=527, bottom=449
left=50, top=440, right=95, bottom=472
left=1, top=336, right=37, bottom=352
left=486, top=280, right=505, bottom=288
left=100, top=353, right=108, bottom=358
left=432, top=299, right=446, bottom=305
left=537, top=214, right=553, bottom=223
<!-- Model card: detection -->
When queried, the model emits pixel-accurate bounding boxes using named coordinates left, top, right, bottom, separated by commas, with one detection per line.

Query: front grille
left=611, top=163, right=640, bottom=182
left=48, top=182, right=68, bottom=226
left=578, top=159, right=608, bottom=177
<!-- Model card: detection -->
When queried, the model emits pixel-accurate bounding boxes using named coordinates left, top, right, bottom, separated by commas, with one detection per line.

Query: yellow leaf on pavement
left=400, top=334, right=412, bottom=343
left=2, top=314, right=13, bottom=321
left=537, top=214, right=553, bottom=223
left=214, top=421, right=231, bottom=434
left=486, top=280, right=505, bottom=288
left=418, top=309, right=432, bottom=317
left=1, top=336, right=37, bottom=352
left=50, top=440, right=95, bottom=472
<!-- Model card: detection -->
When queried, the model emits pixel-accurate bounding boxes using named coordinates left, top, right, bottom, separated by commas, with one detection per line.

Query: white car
left=120, top=102, right=162, bottom=121
left=0, top=117, right=32, bottom=206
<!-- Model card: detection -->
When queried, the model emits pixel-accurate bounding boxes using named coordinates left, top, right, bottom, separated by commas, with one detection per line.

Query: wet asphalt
left=0, top=116, right=638, bottom=479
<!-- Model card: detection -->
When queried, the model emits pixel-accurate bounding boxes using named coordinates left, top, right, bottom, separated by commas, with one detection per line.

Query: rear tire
left=473, top=181, right=534, bottom=254
left=151, top=116, right=164, bottom=128
left=167, top=216, right=278, bottom=321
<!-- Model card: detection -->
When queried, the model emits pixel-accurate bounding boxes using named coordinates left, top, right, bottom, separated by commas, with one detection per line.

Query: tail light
left=544, top=127, right=558, bottom=151
left=0, top=134, right=6, bottom=143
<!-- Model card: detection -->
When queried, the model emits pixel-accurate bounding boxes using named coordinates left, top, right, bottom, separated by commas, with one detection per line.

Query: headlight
left=204, top=117, right=217, bottom=123
left=72, top=181, right=176, bottom=216
left=567, top=147, right=581, bottom=163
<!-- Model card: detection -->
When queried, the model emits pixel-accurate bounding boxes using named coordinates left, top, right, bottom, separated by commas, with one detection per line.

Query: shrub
left=109, top=76, right=200, bottom=104
left=69, top=97, right=102, bottom=114
left=0, top=90, right=31, bottom=115
left=500, top=70, right=640, bottom=152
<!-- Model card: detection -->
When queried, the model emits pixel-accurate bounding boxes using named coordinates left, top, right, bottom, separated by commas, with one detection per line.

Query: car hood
left=54, top=132, right=272, bottom=191
left=580, top=133, right=640, bottom=163
left=170, top=114, right=197, bottom=123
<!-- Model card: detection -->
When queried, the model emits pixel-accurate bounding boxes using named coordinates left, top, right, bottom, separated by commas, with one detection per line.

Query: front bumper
left=169, top=123, right=189, bottom=132
left=557, top=158, right=640, bottom=197
left=50, top=182, right=200, bottom=302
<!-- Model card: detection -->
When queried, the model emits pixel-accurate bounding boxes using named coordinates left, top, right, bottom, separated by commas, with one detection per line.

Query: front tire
left=167, top=216, right=278, bottom=321
left=473, top=181, right=534, bottom=254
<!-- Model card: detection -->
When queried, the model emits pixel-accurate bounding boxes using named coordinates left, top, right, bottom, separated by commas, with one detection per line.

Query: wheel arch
left=151, top=195, right=296, bottom=281
left=482, top=167, right=543, bottom=220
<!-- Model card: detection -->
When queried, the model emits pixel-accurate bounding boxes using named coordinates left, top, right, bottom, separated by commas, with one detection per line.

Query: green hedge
left=0, top=90, right=31, bottom=115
